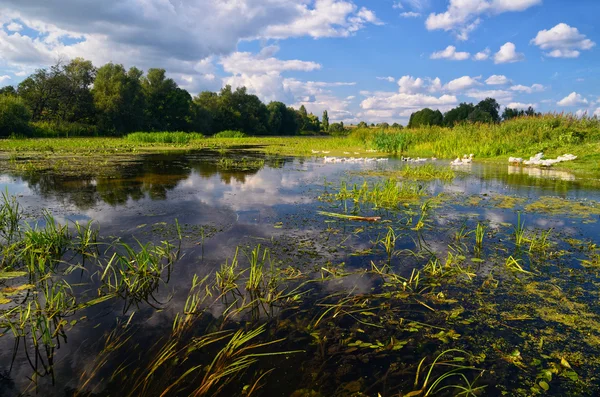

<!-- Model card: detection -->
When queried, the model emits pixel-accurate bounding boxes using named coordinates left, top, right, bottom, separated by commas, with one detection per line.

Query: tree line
left=406, top=98, right=540, bottom=129
left=0, top=58, right=335, bottom=137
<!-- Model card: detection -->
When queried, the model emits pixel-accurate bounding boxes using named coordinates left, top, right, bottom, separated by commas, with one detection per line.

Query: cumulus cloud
left=510, top=83, right=544, bottom=93
left=594, top=108, right=600, bottom=117
left=430, top=45, right=470, bottom=60
left=507, top=102, right=535, bottom=109
left=0, top=75, right=11, bottom=84
left=0, top=0, right=379, bottom=89
left=473, top=48, right=491, bottom=61
left=221, top=51, right=320, bottom=75
left=425, top=0, right=541, bottom=40
left=445, top=75, right=481, bottom=91
left=6, top=22, right=22, bottom=32
left=531, top=23, right=596, bottom=58
left=494, top=42, right=525, bottom=64
left=466, top=89, right=513, bottom=102
left=557, top=92, right=588, bottom=106
left=485, top=75, right=510, bottom=85
left=360, top=92, right=457, bottom=113
left=377, top=76, right=396, bottom=82
left=398, top=75, right=425, bottom=94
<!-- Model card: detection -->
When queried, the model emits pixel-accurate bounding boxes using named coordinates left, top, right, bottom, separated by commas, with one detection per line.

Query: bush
left=30, top=121, right=99, bottom=138
left=0, top=95, right=31, bottom=137
left=126, top=132, right=204, bottom=144
left=213, top=130, right=247, bottom=138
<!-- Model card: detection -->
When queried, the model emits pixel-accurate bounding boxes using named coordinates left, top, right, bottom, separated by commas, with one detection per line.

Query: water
left=2, top=151, right=600, bottom=396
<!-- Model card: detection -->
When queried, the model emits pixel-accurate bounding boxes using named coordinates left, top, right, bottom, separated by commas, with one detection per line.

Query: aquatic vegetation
left=217, top=157, right=265, bottom=171
left=126, top=131, right=204, bottom=144
left=525, top=196, right=600, bottom=218
left=213, top=130, right=247, bottom=138
left=514, top=212, right=526, bottom=247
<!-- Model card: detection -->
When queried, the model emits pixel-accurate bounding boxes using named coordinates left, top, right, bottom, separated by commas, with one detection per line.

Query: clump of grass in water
left=514, top=212, right=526, bottom=247
left=126, top=132, right=204, bottom=144
left=217, top=157, right=265, bottom=171
left=325, top=179, right=425, bottom=211
left=399, top=164, right=455, bottom=181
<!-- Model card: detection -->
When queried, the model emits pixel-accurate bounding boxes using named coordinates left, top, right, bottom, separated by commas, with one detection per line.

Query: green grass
left=213, top=130, right=247, bottom=138
left=126, top=131, right=204, bottom=144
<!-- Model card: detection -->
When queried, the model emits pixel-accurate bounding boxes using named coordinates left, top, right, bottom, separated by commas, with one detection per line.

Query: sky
left=0, top=0, right=598, bottom=124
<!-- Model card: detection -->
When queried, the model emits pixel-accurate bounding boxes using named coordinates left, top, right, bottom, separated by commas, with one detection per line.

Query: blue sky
left=0, top=0, right=598, bottom=124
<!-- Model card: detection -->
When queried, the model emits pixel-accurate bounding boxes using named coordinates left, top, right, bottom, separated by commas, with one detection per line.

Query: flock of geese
left=509, top=152, right=577, bottom=167
left=313, top=150, right=577, bottom=168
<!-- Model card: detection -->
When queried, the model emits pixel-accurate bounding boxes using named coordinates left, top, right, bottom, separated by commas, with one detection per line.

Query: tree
left=408, top=108, right=443, bottom=128
left=475, top=98, right=500, bottom=123
left=142, top=68, right=193, bottom=131
left=93, top=63, right=146, bottom=133
left=391, top=123, right=403, bottom=129
left=377, top=122, right=390, bottom=129
left=357, top=121, right=368, bottom=129
left=0, top=95, right=31, bottom=137
left=328, top=122, right=345, bottom=133
left=444, top=103, right=475, bottom=126
left=502, top=107, right=524, bottom=121
left=468, top=108, right=493, bottom=123
left=322, top=110, right=329, bottom=132
left=0, top=86, right=16, bottom=96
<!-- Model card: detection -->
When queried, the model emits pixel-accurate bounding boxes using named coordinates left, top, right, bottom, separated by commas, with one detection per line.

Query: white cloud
left=0, top=0, right=380, bottom=93
left=466, top=89, right=513, bottom=102
left=510, top=83, right=544, bottom=93
left=398, top=75, right=425, bottom=94
left=0, top=75, right=11, bottom=84
left=360, top=92, right=457, bottom=118
left=494, top=42, right=525, bottom=64
left=445, top=75, right=481, bottom=91
left=531, top=23, right=596, bottom=58
left=473, top=48, right=491, bottom=61
left=14, top=71, right=27, bottom=77
left=557, top=92, right=588, bottom=106
left=428, top=77, right=443, bottom=93
left=393, top=1, right=404, bottom=9
left=507, top=102, right=535, bottom=109
left=400, top=12, right=421, bottom=18
left=594, top=108, right=600, bottom=117
left=430, top=45, right=470, bottom=60
left=377, top=76, right=396, bottom=82
left=575, top=109, right=588, bottom=118
left=6, top=22, right=23, bottom=32
left=485, top=75, right=510, bottom=85
left=221, top=51, right=320, bottom=75
left=425, top=0, right=541, bottom=40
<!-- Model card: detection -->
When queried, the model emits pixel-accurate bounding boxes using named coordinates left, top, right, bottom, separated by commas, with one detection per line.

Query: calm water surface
left=2, top=151, right=600, bottom=396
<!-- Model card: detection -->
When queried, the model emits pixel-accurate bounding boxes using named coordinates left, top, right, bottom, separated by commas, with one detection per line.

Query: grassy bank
left=1, top=114, right=599, bottom=174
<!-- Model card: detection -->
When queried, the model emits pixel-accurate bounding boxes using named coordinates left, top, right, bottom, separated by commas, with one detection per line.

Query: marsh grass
left=324, top=179, right=425, bottom=211
left=126, top=132, right=204, bottom=144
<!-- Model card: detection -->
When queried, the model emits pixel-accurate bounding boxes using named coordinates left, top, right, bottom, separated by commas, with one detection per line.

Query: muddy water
left=2, top=151, right=600, bottom=397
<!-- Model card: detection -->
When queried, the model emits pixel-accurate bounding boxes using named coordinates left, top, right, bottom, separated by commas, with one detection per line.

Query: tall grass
left=350, top=114, right=600, bottom=159
left=213, top=130, right=247, bottom=138
left=126, top=132, right=204, bottom=144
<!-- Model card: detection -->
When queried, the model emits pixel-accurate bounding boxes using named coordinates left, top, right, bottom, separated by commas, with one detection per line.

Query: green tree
left=322, top=110, right=329, bottom=132
left=444, top=103, right=475, bottom=126
left=142, top=68, right=193, bottom=131
left=502, top=107, right=524, bottom=121
left=266, top=101, right=299, bottom=135
left=408, top=108, right=443, bottom=128
left=0, top=86, right=16, bottom=96
left=93, top=63, right=146, bottom=133
left=328, top=122, right=345, bottom=133
left=357, top=121, right=368, bottom=129
left=391, top=122, right=403, bottom=129
left=0, top=95, right=31, bottom=137
left=18, top=64, right=64, bottom=121
left=468, top=108, right=493, bottom=123
left=377, top=122, right=390, bottom=129
left=475, top=98, right=500, bottom=123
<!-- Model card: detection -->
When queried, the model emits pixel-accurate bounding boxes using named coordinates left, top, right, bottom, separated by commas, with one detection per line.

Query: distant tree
left=377, top=122, right=390, bottom=129
left=475, top=98, right=500, bottom=123
left=357, top=121, right=368, bottom=129
left=93, top=63, right=146, bottom=133
left=266, top=101, right=300, bottom=135
left=329, top=122, right=345, bottom=133
left=525, top=106, right=539, bottom=117
left=502, top=107, right=524, bottom=121
left=408, top=108, right=443, bottom=128
left=0, top=86, right=16, bottom=96
left=468, top=108, right=493, bottom=123
left=370, top=123, right=375, bottom=127
left=444, top=102, right=475, bottom=126
left=391, top=122, right=403, bottom=129
left=322, top=110, right=329, bottom=132
left=0, top=95, right=31, bottom=137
